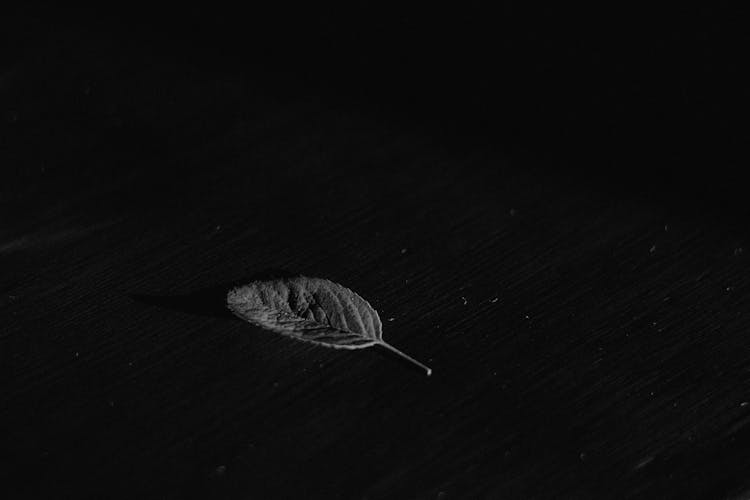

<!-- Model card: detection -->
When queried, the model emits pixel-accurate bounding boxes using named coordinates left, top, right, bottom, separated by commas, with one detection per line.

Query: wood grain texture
left=2, top=11, right=750, bottom=500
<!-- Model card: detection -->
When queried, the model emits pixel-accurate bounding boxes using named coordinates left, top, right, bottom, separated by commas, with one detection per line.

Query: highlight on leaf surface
left=226, top=276, right=432, bottom=375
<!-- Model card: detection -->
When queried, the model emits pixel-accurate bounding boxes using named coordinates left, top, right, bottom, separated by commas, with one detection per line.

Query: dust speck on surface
left=649, top=245, right=657, bottom=253
left=734, top=247, right=743, bottom=256
left=387, top=317, right=395, bottom=322
left=634, top=456, right=655, bottom=470
left=490, top=297, right=499, bottom=303
left=461, top=296, right=468, bottom=305
left=400, top=248, right=408, bottom=254
left=741, top=402, right=749, bottom=407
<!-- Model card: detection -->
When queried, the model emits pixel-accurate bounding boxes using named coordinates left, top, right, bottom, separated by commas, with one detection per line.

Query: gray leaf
left=226, top=276, right=431, bottom=375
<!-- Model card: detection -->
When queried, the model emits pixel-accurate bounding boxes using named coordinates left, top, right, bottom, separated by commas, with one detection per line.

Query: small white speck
left=387, top=317, right=396, bottom=322
left=215, top=225, right=221, bottom=231
left=649, top=245, right=657, bottom=253
left=734, top=247, right=744, bottom=256
left=524, top=315, right=530, bottom=320
left=461, top=296, right=468, bottom=305
left=741, top=402, right=749, bottom=407
left=490, top=297, right=499, bottom=303
left=726, top=286, right=734, bottom=292
left=664, top=224, right=669, bottom=232
left=74, top=352, right=79, bottom=358
left=400, top=248, right=407, bottom=254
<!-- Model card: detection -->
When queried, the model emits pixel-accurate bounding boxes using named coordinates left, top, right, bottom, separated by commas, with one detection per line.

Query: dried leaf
left=226, top=276, right=431, bottom=375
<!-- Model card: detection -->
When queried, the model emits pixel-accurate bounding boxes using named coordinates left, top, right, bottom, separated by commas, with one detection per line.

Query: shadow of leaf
left=130, top=268, right=297, bottom=319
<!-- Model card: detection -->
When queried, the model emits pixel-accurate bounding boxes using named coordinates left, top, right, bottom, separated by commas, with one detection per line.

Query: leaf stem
left=378, top=342, right=432, bottom=376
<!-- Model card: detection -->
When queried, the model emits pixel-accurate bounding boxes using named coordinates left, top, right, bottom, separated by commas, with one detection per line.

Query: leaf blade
left=226, top=276, right=431, bottom=374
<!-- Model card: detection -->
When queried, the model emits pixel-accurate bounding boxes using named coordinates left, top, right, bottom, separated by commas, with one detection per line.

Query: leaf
left=226, top=276, right=432, bottom=375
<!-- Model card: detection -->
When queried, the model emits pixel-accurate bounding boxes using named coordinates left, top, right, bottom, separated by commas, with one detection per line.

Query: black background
left=2, top=2, right=749, bottom=499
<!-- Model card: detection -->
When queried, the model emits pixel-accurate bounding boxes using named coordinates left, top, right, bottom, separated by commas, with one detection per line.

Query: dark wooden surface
left=3, top=5, right=750, bottom=499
